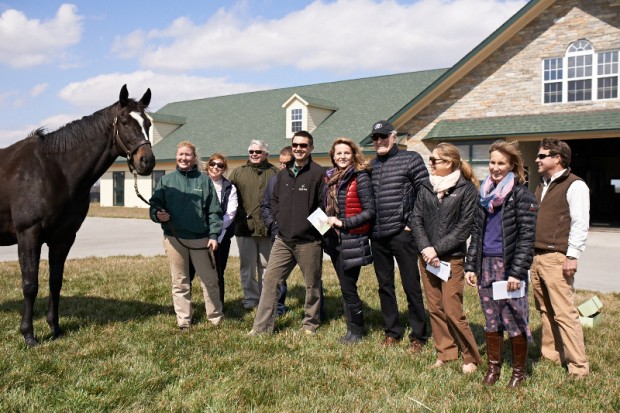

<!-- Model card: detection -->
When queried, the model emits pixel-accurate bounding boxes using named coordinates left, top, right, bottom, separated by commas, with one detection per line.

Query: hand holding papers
left=426, top=261, right=451, bottom=282
left=492, top=280, right=526, bottom=300
left=307, top=208, right=331, bottom=235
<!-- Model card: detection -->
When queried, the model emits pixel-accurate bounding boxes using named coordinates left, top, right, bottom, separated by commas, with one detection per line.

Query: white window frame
left=542, top=40, right=618, bottom=104
left=291, top=108, right=303, bottom=133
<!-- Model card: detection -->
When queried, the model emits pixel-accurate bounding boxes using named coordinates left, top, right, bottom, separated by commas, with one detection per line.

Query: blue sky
left=0, top=0, right=526, bottom=147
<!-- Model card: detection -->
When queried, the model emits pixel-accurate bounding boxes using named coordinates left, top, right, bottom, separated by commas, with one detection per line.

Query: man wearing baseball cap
left=368, top=120, right=429, bottom=352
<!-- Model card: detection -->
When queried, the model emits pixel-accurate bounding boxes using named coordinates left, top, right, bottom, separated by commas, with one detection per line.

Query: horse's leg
left=47, top=236, right=75, bottom=339
left=17, top=228, right=43, bottom=347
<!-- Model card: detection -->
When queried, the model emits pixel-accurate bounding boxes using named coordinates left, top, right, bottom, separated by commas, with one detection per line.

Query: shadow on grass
left=0, top=295, right=172, bottom=337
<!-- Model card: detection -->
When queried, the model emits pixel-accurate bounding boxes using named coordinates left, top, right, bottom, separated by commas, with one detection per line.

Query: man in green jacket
left=228, top=140, right=278, bottom=309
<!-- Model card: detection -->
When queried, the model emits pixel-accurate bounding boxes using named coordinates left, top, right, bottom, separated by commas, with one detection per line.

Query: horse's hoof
left=52, top=329, right=65, bottom=340
left=24, top=337, right=38, bottom=347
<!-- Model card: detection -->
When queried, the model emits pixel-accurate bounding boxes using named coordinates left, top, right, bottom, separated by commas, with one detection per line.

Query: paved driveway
left=1, top=217, right=618, bottom=293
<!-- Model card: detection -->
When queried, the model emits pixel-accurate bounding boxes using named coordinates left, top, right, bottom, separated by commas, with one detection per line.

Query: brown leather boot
left=482, top=331, right=503, bottom=385
left=507, top=333, right=528, bottom=388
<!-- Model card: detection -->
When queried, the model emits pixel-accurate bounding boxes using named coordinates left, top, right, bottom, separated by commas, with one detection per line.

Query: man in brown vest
left=530, top=138, right=590, bottom=378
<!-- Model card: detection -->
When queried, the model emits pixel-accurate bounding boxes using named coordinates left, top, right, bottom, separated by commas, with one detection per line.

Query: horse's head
left=114, top=85, right=156, bottom=176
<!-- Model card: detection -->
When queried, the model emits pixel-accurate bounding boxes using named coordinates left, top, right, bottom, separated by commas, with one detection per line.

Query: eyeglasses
left=248, top=150, right=263, bottom=155
left=292, top=142, right=309, bottom=148
left=429, top=156, right=446, bottom=165
left=371, top=134, right=389, bottom=141
left=209, top=161, right=225, bottom=168
left=536, top=153, right=557, bottom=160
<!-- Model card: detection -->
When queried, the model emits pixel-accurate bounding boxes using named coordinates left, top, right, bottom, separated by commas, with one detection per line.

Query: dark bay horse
left=0, top=85, right=155, bottom=346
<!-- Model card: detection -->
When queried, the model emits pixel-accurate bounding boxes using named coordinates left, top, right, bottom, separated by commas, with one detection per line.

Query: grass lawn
left=87, top=203, right=150, bottom=219
left=0, top=255, right=618, bottom=412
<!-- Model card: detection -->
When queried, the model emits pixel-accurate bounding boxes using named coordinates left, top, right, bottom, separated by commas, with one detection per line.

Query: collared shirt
left=540, top=169, right=589, bottom=258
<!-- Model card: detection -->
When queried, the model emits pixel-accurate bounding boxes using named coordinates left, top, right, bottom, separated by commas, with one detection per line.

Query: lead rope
left=131, top=165, right=215, bottom=268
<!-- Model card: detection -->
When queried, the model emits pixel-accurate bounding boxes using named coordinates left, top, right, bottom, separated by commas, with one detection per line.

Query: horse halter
left=113, top=116, right=152, bottom=173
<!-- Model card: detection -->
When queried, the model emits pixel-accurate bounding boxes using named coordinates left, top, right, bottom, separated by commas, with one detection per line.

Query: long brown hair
left=489, top=140, right=526, bottom=184
left=329, top=137, right=368, bottom=171
left=434, top=142, right=479, bottom=188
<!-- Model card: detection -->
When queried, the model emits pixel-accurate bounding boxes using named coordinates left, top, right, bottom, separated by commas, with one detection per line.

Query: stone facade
left=403, top=0, right=620, bottom=155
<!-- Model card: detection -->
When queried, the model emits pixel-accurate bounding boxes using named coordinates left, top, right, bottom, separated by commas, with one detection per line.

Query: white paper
left=492, top=280, right=526, bottom=300
left=426, top=261, right=451, bottom=282
left=307, top=208, right=331, bottom=235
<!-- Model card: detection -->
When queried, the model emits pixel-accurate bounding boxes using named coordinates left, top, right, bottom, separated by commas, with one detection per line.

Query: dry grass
left=87, top=203, right=150, bottom=219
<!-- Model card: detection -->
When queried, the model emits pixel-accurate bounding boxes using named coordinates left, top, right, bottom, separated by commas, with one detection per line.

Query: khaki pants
left=252, top=238, right=323, bottom=333
left=531, top=252, right=589, bottom=376
left=163, top=236, right=223, bottom=328
left=420, top=257, right=481, bottom=365
left=236, top=236, right=271, bottom=309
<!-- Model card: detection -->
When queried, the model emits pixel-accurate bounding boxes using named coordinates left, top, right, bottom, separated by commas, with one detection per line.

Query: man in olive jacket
left=228, top=140, right=278, bottom=309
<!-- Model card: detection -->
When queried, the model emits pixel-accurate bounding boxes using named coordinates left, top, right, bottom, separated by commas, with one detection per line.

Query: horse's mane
left=36, top=99, right=143, bottom=153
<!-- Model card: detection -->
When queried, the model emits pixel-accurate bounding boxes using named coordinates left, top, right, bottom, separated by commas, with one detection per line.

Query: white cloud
left=0, top=4, right=83, bottom=68
left=30, top=83, right=48, bottom=97
left=0, top=111, right=72, bottom=147
left=58, top=70, right=270, bottom=112
left=115, top=0, right=526, bottom=74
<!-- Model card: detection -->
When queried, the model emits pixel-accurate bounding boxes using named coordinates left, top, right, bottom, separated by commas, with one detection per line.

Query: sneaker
left=382, top=336, right=401, bottom=346
left=247, top=329, right=261, bottom=336
left=431, top=359, right=446, bottom=369
left=462, top=363, right=477, bottom=374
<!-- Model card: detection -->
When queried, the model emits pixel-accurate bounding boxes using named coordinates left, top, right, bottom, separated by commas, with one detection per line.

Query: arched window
left=542, top=40, right=618, bottom=103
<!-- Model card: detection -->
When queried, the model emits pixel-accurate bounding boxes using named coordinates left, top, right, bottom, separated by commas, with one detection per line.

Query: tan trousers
left=420, top=257, right=481, bottom=365
left=236, top=236, right=271, bottom=309
left=163, top=236, right=223, bottom=328
left=531, top=252, right=589, bottom=376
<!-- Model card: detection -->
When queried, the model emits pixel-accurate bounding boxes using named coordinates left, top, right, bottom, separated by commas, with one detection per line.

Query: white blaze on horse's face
left=130, top=111, right=152, bottom=142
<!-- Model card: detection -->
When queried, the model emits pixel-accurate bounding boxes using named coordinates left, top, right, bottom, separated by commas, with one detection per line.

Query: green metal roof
left=149, top=112, right=186, bottom=125
left=424, top=110, right=620, bottom=141
left=152, top=69, right=446, bottom=162
left=293, top=94, right=339, bottom=110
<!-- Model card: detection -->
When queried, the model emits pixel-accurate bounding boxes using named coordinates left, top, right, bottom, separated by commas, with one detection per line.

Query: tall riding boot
left=482, top=331, right=503, bottom=385
left=341, top=302, right=364, bottom=345
left=339, top=301, right=352, bottom=343
left=507, top=333, right=528, bottom=388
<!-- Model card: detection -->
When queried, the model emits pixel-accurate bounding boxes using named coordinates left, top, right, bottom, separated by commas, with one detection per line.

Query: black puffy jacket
left=370, top=146, right=429, bottom=239
left=412, top=175, right=478, bottom=259
left=323, top=168, right=375, bottom=270
left=464, top=180, right=538, bottom=281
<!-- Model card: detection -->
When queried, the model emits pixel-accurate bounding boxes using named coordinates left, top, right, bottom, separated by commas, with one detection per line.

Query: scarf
left=326, top=166, right=352, bottom=217
left=479, top=172, right=515, bottom=213
left=430, top=170, right=461, bottom=199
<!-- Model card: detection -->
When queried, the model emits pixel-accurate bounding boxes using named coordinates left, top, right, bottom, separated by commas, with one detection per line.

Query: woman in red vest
left=324, top=137, right=375, bottom=344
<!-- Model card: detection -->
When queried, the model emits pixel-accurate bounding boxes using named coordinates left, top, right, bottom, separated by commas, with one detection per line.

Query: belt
left=534, top=248, right=555, bottom=255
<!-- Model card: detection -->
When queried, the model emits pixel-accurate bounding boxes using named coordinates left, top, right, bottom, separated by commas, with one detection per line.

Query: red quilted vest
left=345, top=178, right=370, bottom=235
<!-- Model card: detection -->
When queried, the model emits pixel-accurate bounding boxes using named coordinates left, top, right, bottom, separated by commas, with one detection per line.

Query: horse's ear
left=119, top=84, right=129, bottom=107
left=140, top=88, right=151, bottom=108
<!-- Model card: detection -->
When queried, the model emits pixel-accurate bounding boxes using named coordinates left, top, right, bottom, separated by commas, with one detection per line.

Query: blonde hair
left=489, top=140, right=526, bottom=184
left=434, top=142, right=479, bottom=188
left=177, top=140, right=201, bottom=170
left=329, top=137, right=368, bottom=171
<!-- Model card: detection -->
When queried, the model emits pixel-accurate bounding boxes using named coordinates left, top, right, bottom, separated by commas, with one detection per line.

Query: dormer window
left=291, top=108, right=303, bottom=133
left=282, top=93, right=338, bottom=138
left=542, top=40, right=618, bottom=104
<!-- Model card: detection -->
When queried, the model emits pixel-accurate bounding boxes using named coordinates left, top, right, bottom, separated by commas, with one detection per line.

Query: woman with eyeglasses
left=204, top=153, right=238, bottom=304
left=323, top=137, right=375, bottom=344
left=464, top=140, right=537, bottom=388
left=412, top=143, right=481, bottom=374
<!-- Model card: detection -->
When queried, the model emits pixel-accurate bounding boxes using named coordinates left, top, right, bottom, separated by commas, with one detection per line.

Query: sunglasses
left=209, top=161, right=225, bottom=168
left=292, top=142, right=309, bottom=148
left=536, top=153, right=557, bottom=160
left=371, top=134, right=389, bottom=141
left=428, top=156, right=446, bottom=165
left=248, top=150, right=263, bottom=155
